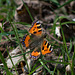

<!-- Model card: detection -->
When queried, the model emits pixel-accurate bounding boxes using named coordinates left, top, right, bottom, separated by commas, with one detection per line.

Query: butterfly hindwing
left=30, top=48, right=41, bottom=60
left=29, top=20, right=42, bottom=35
left=30, top=40, right=53, bottom=60
left=41, top=40, right=53, bottom=55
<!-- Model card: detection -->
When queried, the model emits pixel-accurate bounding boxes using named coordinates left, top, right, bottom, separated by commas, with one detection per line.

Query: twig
left=44, top=29, right=75, bottom=46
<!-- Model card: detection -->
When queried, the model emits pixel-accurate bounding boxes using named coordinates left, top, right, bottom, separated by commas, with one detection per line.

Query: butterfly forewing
left=22, top=34, right=30, bottom=48
left=29, top=20, right=42, bottom=35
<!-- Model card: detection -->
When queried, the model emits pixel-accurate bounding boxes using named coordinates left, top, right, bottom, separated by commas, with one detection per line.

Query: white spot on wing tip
left=36, top=21, right=40, bottom=23
left=51, top=48, right=53, bottom=51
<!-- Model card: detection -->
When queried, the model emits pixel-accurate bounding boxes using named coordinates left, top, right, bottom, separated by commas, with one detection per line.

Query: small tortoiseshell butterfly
left=22, top=20, right=53, bottom=60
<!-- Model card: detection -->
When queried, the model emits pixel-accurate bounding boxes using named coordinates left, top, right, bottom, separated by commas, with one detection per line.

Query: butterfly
left=22, top=20, right=53, bottom=60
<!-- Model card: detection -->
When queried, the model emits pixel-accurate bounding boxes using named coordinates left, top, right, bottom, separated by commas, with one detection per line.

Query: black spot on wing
left=29, top=20, right=38, bottom=31
left=33, top=29, right=35, bottom=31
left=33, top=32, right=37, bottom=34
left=49, top=46, right=52, bottom=51
left=47, top=43, right=50, bottom=48
left=42, top=46, right=44, bottom=50
left=44, top=41, right=47, bottom=45
left=37, top=26, right=41, bottom=28
left=44, top=49, right=47, bottom=51
left=38, top=29, right=42, bottom=32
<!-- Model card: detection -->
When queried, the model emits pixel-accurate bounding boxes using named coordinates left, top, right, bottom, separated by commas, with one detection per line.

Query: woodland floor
left=0, top=0, right=75, bottom=75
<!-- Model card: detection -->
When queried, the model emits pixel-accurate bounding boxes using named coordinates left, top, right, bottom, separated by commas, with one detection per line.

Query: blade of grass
left=0, top=0, right=2, bottom=6
left=10, top=50, right=31, bottom=59
left=42, top=59, right=70, bottom=65
left=57, top=70, right=60, bottom=75
left=15, top=22, right=30, bottom=25
left=61, top=47, right=65, bottom=62
left=9, top=57, right=23, bottom=71
left=0, top=51, right=13, bottom=75
left=60, top=22, right=70, bottom=61
left=68, top=40, right=72, bottom=54
left=49, top=0, right=60, bottom=6
left=60, top=21, right=75, bottom=26
left=7, top=49, right=18, bottom=75
left=71, top=40, right=75, bottom=75
left=39, top=59, right=53, bottom=74
left=3, top=71, right=5, bottom=75
left=31, top=59, right=44, bottom=72
left=10, top=21, right=30, bottom=73
left=0, top=30, right=28, bottom=36
left=43, top=68, right=46, bottom=75
left=29, top=65, right=42, bottom=75
left=0, top=23, right=12, bottom=41
left=53, top=16, right=69, bottom=37
left=53, top=53, right=61, bottom=75
left=22, top=0, right=34, bottom=22
left=53, top=16, right=69, bottom=31
left=0, top=27, right=2, bottom=40
left=57, top=0, right=73, bottom=10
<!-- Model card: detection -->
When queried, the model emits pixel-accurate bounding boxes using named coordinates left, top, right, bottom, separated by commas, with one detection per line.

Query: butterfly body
left=22, top=20, right=53, bottom=60
left=22, top=34, right=45, bottom=50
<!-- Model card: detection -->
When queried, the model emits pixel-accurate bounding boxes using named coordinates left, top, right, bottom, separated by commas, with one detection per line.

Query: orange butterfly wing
left=41, top=40, right=53, bottom=55
left=30, top=48, right=41, bottom=60
left=29, top=20, right=42, bottom=35
left=22, top=34, right=30, bottom=48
